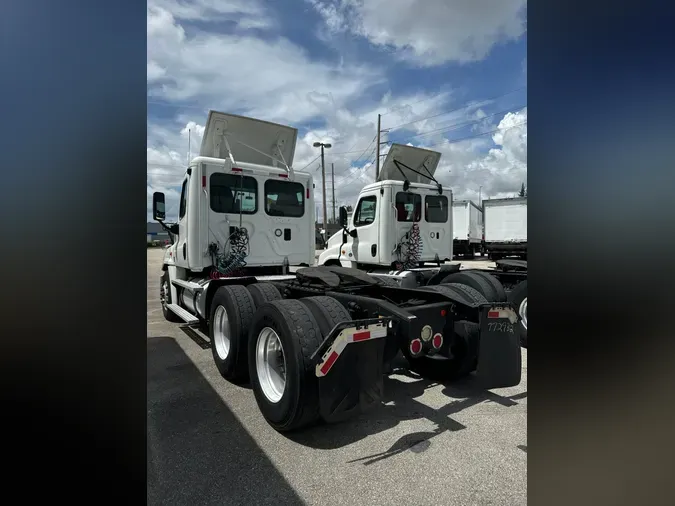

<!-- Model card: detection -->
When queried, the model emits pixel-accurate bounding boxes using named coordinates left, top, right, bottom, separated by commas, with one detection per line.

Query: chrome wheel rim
left=212, top=305, right=231, bottom=360
left=519, top=297, right=528, bottom=330
left=256, top=327, right=286, bottom=404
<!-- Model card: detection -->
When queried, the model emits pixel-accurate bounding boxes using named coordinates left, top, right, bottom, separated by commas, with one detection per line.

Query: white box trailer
left=483, top=197, right=527, bottom=260
left=452, top=200, right=483, bottom=257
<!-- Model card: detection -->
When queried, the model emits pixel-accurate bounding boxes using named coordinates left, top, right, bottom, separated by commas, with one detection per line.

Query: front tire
left=248, top=299, right=324, bottom=432
left=160, top=271, right=182, bottom=323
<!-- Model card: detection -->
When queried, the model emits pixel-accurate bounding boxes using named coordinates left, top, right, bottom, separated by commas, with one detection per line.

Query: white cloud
left=147, top=3, right=383, bottom=125
left=309, top=0, right=527, bottom=67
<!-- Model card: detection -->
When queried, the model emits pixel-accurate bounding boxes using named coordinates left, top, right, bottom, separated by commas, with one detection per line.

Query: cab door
left=351, top=192, right=380, bottom=264
left=423, top=193, right=452, bottom=261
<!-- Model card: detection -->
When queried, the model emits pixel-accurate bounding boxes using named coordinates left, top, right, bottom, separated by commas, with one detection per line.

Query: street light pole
left=478, top=185, right=483, bottom=206
left=313, top=141, right=332, bottom=228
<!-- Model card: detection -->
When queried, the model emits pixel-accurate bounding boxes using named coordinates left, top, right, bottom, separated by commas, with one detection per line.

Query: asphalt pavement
left=147, top=247, right=527, bottom=505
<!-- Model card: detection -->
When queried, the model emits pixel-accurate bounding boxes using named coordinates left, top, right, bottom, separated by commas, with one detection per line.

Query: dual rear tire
left=209, top=282, right=349, bottom=432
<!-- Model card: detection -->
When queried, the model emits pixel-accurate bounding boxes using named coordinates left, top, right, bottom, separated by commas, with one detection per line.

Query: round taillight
left=440, top=309, right=447, bottom=317
left=410, top=339, right=422, bottom=355
left=432, top=333, right=443, bottom=349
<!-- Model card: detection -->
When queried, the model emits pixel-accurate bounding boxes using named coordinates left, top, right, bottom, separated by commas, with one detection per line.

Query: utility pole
left=331, top=162, right=336, bottom=223
left=313, top=141, right=331, bottom=227
left=375, top=113, right=381, bottom=180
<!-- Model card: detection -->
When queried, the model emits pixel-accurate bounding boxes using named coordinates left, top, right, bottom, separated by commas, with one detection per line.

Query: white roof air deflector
left=199, top=111, right=299, bottom=174
left=377, top=143, right=442, bottom=185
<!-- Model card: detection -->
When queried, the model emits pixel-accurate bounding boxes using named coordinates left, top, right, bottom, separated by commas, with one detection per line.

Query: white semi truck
left=152, top=111, right=525, bottom=432
left=451, top=199, right=484, bottom=258
left=483, top=197, right=527, bottom=260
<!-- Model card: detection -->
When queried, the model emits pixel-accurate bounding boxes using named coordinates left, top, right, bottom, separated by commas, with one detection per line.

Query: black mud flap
left=312, top=319, right=390, bottom=424
left=475, top=305, right=522, bottom=389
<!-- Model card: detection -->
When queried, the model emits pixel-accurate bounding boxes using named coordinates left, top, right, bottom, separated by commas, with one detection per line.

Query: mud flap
left=475, top=305, right=522, bottom=389
left=313, top=319, right=390, bottom=424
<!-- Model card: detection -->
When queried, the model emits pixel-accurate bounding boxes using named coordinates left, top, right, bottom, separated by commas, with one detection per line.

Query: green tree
left=518, top=182, right=527, bottom=197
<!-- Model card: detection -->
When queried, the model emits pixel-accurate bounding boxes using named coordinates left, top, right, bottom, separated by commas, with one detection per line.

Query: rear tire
left=247, top=282, right=282, bottom=308
left=440, top=271, right=507, bottom=302
left=209, top=285, right=256, bottom=382
left=301, top=296, right=350, bottom=337
left=248, top=299, right=324, bottom=432
left=508, top=280, right=528, bottom=348
left=373, top=275, right=399, bottom=287
left=160, top=271, right=182, bottom=323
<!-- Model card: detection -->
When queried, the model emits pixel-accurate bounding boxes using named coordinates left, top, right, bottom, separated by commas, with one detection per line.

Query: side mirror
left=153, top=192, right=166, bottom=221
left=339, top=206, right=348, bottom=227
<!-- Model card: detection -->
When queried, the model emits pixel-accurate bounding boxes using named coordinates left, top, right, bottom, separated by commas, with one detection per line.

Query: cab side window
left=354, top=196, right=377, bottom=227
left=179, top=179, right=188, bottom=219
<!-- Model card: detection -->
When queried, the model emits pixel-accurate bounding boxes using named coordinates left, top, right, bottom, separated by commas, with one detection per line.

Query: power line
left=334, top=121, right=527, bottom=196
left=147, top=99, right=208, bottom=111
left=394, top=105, right=526, bottom=145
left=296, top=154, right=322, bottom=172
left=423, top=121, right=527, bottom=150
left=380, top=88, right=453, bottom=116
left=384, top=86, right=526, bottom=132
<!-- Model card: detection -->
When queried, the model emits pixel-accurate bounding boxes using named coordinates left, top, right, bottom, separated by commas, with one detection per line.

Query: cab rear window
left=210, top=173, right=258, bottom=214
left=395, top=192, right=421, bottom=222
left=265, top=180, right=305, bottom=218
left=425, top=195, right=448, bottom=223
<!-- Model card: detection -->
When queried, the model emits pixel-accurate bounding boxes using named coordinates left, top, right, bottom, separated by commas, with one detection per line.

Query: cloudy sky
left=147, top=0, right=527, bottom=222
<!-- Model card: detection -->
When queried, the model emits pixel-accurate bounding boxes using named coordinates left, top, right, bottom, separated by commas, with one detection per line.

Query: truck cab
left=157, top=111, right=315, bottom=273
left=319, top=143, right=453, bottom=269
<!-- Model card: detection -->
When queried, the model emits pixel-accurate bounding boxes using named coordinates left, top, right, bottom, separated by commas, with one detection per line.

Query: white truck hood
left=199, top=110, right=298, bottom=168
left=377, top=143, right=442, bottom=184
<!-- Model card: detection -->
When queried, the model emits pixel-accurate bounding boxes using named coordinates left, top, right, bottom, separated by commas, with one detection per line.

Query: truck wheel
left=247, top=282, right=282, bottom=308
left=248, top=299, right=324, bottom=432
left=419, top=283, right=488, bottom=306
left=508, top=280, right=528, bottom=347
left=373, top=276, right=399, bottom=287
left=160, top=271, right=182, bottom=323
left=440, top=271, right=507, bottom=302
left=209, top=285, right=256, bottom=382
left=300, top=296, right=350, bottom=336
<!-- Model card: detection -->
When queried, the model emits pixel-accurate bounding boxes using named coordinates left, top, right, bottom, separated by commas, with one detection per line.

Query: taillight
left=306, top=188, right=310, bottom=199
left=278, top=173, right=288, bottom=179
left=409, top=339, right=422, bottom=356
left=432, top=333, right=443, bottom=350
left=202, top=175, right=206, bottom=188
left=231, top=167, right=242, bottom=173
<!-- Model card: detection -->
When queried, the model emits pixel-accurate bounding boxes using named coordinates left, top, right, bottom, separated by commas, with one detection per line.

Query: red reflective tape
left=353, top=331, right=370, bottom=342
left=488, top=310, right=501, bottom=318
left=202, top=175, right=206, bottom=187
left=232, top=167, right=242, bottom=173
left=278, top=173, right=288, bottom=178
left=320, top=351, right=339, bottom=375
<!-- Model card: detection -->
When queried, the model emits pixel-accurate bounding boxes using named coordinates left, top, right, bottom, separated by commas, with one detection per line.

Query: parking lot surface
left=147, top=247, right=527, bottom=506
